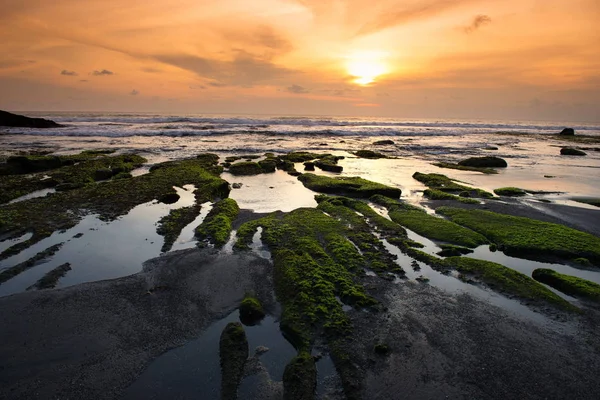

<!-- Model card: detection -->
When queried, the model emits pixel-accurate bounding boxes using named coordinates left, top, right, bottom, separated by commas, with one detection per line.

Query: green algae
left=433, top=162, right=498, bottom=174
left=437, top=244, right=474, bottom=257
left=423, top=189, right=481, bottom=204
left=0, top=154, right=228, bottom=256
left=156, top=205, right=202, bottom=252
left=280, top=152, right=326, bottom=163
left=494, top=187, right=527, bottom=197
left=444, top=257, right=577, bottom=311
left=0, top=243, right=64, bottom=284
left=314, top=155, right=344, bottom=173
left=436, top=207, right=600, bottom=266
left=195, top=198, right=239, bottom=248
left=532, top=269, right=600, bottom=303
left=283, top=352, right=317, bottom=400
left=239, top=295, right=266, bottom=326
left=228, top=161, right=264, bottom=176
left=370, top=195, right=488, bottom=248
left=413, top=172, right=493, bottom=198
left=219, top=322, right=248, bottom=400
left=298, top=173, right=401, bottom=199
left=0, top=153, right=146, bottom=204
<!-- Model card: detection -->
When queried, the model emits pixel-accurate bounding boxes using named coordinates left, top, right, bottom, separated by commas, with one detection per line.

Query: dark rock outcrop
left=373, top=140, right=395, bottom=145
left=559, top=128, right=575, bottom=136
left=458, top=156, right=508, bottom=168
left=560, top=148, right=586, bottom=156
left=0, top=110, right=62, bottom=128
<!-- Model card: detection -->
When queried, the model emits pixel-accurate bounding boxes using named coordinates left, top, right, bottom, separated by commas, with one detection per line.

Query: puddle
left=7, top=188, right=56, bottom=204
left=123, top=310, right=296, bottom=400
left=221, top=230, right=238, bottom=254
left=249, top=227, right=271, bottom=260
left=0, top=186, right=198, bottom=296
left=316, top=355, right=341, bottom=398
left=223, top=170, right=317, bottom=213
left=170, top=201, right=213, bottom=252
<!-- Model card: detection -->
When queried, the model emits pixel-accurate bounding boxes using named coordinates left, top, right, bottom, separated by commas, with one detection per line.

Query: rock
left=560, top=148, right=586, bottom=156
left=458, top=156, right=507, bottom=168
left=159, top=193, right=180, bottom=204
left=373, top=140, right=395, bottom=145
left=559, top=128, right=575, bottom=136
left=303, top=162, right=315, bottom=171
left=93, top=168, right=114, bottom=181
left=354, top=150, right=387, bottom=159
left=0, top=110, right=62, bottom=128
left=232, top=183, right=243, bottom=189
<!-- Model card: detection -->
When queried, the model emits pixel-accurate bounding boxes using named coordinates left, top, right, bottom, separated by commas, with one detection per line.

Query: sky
left=0, top=0, right=598, bottom=121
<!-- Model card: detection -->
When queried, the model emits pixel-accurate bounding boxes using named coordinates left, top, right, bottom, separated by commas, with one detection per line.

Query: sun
left=346, top=51, right=388, bottom=85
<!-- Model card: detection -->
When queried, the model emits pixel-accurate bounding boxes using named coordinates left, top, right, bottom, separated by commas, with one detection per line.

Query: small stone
left=232, top=183, right=243, bottom=189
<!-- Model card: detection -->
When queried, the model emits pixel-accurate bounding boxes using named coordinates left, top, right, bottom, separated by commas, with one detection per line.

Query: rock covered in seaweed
left=458, top=156, right=507, bottom=168
left=219, top=322, right=249, bottom=400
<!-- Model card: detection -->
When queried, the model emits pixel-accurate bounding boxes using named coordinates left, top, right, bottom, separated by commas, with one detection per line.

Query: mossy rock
left=437, top=207, right=600, bottom=266
left=195, top=198, right=239, bottom=247
left=258, top=159, right=277, bottom=173
left=458, top=156, right=507, bottom=168
left=93, top=168, right=114, bottom=181
left=353, top=150, right=387, bottom=159
left=423, top=189, right=481, bottom=204
left=303, top=162, right=315, bottom=171
left=434, top=162, right=498, bottom=174
left=314, top=155, right=344, bottom=173
left=298, top=173, right=401, bottom=198
left=413, top=172, right=493, bottom=198
left=157, top=205, right=202, bottom=252
left=283, top=352, right=317, bottom=400
left=373, top=140, right=394, bottom=145
left=560, top=148, right=586, bottom=156
left=494, top=187, right=527, bottom=197
left=219, top=322, right=249, bottom=400
left=228, top=161, right=264, bottom=175
left=239, top=295, right=266, bottom=326
left=159, top=193, right=180, bottom=204
left=437, top=244, right=474, bottom=257
left=532, top=269, right=600, bottom=303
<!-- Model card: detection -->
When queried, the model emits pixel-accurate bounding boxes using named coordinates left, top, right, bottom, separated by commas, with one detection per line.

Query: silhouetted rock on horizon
left=0, top=110, right=62, bottom=128
left=560, top=147, right=586, bottom=156
left=559, top=128, right=575, bottom=136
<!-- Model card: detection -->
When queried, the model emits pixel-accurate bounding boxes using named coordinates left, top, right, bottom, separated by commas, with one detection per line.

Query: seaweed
left=437, top=207, right=600, bottom=266
left=494, top=187, right=527, bottom=197
left=239, top=295, right=266, bottom=326
left=298, top=173, right=401, bottom=198
left=0, top=243, right=64, bottom=284
left=423, top=189, right=481, bottom=204
left=27, top=262, right=72, bottom=290
left=219, top=322, right=248, bottom=400
left=433, top=162, right=498, bottom=174
left=353, top=150, right=387, bottom=159
left=195, top=198, right=240, bottom=247
left=532, top=269, right=600, bottom=303
left=412, top=172, right=493, bottom=198
left=228, top=161, right=264, bottom=176
left=282, top=352, right=317, bottom=400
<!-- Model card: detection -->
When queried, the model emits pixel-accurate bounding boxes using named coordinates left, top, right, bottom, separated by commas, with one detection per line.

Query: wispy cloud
left=91, top=69, right=114, bottom=76
left=61, top=70, right=78, bottom=76
left=464, top=15, right=491, bottom=33
left=130, top=89, right=139, bottom=95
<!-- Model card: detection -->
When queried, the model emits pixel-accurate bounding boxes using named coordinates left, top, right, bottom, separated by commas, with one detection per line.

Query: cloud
left=79, top=80, right=88, bottom=83
left=61, top=70, right=78, bottom=76
left=154, top=50, right=295, bottom=86
left=286, top=84, right=309, bottom=94
left=356, top=0, right=478, bottom=36
left=130, top=89, right=139, bottom=95
left=464, top=15, right=491, bottom=33
left=91, top=69, right=114, bottom=76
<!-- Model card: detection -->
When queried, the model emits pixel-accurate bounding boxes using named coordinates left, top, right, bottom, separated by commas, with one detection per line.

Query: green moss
left=228, top=161, right=264, bottom=176
left=434, top=162, right=498, bottom=174
left=353, top=150, right=387, bottom=159
left=283, top=352, right=317, bottom=400
left=0, top=152, right=146, bottom=204
left=437, top=244, right=474, bottom=257
left=423, top=189, right=481, bottom=204
left=494, top=187, right=527, bottom=197
left=314, top=155, right=344, bottom=173
left=298, top=173, right=401, bottom=198
left=0, top=243, right=64, bottom=284
left=413, top=172, right=493, bottom=198
left=157, top=205, right=202, bottom=252
left=445, top=257, right=577, bottom=311
left=281, top=152, right=326, bottom=163
left=219, top=322, right=248, bottom=400
left=258, top=158, right=277, bottom=173
left=239, top=295, right=266, bottom=326
left=195, top=198, right=240, bottom=247
left=372, top=196, right=487, bottom=248
left=0, top=155, right=227, bottom=256
left=532, top=268, right=600, bottom=303
left=437, top=207, right=600, bottom=266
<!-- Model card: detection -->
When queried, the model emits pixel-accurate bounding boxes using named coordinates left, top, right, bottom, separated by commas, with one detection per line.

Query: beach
left=1, top=113, right=600, bottom=399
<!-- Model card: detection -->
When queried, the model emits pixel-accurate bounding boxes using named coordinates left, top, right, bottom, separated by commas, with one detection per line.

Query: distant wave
left=2, top=113, right=599, bottom=137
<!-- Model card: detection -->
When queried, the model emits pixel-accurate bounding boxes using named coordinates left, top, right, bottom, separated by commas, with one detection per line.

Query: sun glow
left=346, top=51, right=388, bottom=85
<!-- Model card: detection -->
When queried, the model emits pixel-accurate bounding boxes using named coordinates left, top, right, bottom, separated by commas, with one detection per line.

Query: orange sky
left=0, top=0, right=598, bottom=121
